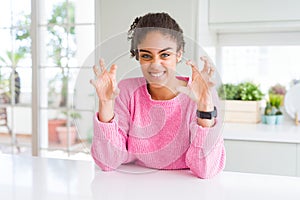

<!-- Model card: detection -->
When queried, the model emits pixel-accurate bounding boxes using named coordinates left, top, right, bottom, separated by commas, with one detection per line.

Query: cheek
left=164, top=58, right=177, bottom=69
left=139, top=60, right=150, bottom=69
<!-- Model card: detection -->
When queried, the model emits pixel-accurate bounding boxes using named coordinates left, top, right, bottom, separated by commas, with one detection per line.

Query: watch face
left=199, top=111, right=212, bottom=119
left=197, top=106, right=217, bottom=119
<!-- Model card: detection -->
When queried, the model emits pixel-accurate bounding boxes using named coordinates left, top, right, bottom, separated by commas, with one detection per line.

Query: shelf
left=223, top=120, right=300, bottom=144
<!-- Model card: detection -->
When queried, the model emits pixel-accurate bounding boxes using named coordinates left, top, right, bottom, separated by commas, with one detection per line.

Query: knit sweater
left=91, top=77, right=226, bottom=178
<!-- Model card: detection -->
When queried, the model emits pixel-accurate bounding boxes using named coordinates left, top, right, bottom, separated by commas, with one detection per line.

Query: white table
left=1, top=154, right=300, bottom=200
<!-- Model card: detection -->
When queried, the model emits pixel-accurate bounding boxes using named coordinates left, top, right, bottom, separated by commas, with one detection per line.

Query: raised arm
left=90, top=59, right=129, bottom=171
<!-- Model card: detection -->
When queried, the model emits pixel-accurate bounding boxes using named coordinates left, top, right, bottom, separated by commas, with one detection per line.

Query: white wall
left=97, top=0, right=212, bottom=80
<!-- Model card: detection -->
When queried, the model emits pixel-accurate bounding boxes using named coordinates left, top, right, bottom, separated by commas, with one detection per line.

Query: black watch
left=196, top=106, right=217, bottom=119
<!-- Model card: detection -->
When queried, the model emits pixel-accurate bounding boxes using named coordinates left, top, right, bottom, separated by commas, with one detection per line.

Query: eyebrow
left=138, top=47, right=173, bottom=54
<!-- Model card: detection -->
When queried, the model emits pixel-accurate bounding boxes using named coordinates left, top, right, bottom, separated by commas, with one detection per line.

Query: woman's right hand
left=90, top=59, right=119, bottom=102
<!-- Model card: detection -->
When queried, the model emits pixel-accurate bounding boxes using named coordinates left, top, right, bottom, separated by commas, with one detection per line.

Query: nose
left=150, top=55, right=161, bottom=67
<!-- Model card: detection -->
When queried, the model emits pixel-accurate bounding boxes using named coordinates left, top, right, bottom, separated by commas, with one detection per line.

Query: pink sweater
left=91, top=77, right=225, bottom=178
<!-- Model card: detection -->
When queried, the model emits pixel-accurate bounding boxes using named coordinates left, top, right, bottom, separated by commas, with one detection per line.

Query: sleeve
left=91, top=80, right=132, bottom=171
left=185, top=90, right=226, bottom=179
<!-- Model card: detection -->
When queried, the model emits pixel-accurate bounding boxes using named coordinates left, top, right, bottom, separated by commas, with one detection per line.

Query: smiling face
left=137, top=31, right=182, bottom=88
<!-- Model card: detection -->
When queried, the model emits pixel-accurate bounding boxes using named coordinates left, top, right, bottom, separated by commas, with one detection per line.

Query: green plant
left=237, top=82, right=264, bottom=101
left=218, top=83, right=239, bottom=100
left=47, top=2, right=76, bottom=107
left=218, top=82, right=264, bottom=101
left=264, top=102, right=275, bottom=115
left=269, top=94, right=283, bottom=115
left=61, top=110, right=82, bottom=126
left=269, top=84, right=286, bottom=96
left=0, top=13, right=30, bottom=104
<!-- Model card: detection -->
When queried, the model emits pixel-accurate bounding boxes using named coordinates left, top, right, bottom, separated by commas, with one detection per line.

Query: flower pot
left=48, top=119, right=67, bottom=143
left=221, top=100, right=262, bottom=123
left=56, top=126, right=77, bottom=146
left=261, top=115, right=266, bottom=124
left=265, top=115, right=276, bottom=125
left=276, top=115, right=284, bottom=125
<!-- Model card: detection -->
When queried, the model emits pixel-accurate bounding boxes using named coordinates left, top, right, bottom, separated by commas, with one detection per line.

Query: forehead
left=137, top=31, right=177, bottom=51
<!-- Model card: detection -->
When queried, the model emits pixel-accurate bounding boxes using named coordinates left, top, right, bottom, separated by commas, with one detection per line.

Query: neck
left=148, top=84, right=178, bottom=100
left=147, top=78, right=187, bottom=100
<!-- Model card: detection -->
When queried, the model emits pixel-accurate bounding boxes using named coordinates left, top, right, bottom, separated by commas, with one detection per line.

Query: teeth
left=150, top=72, right=164, bottom=77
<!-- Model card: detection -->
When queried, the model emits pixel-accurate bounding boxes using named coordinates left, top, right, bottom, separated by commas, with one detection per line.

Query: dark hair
left=128, top=12, right=185, bottom=60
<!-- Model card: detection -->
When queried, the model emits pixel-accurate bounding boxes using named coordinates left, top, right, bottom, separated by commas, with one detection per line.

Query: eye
left=140, top=54, right=152, bottom=60
left=161, top=53, right=170, bottom=58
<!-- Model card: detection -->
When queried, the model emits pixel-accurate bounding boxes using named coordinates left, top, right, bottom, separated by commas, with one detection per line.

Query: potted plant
left=47, top=2, right=77, bottom=145
left=55, top=111, right=81, bottom=146
left=268, top=83, right=286, bottom=106
left=271, top=94, right=284, bottom=124
left=0, top=14, right=30, bottom=104
left=47, top=2, right=76, bottom=107
left=218, top=82, right=264, bottom=123
left=263, top=102, right=277, bottom=125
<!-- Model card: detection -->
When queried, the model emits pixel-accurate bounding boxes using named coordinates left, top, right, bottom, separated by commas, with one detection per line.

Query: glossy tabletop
left=1, top=154, right=300, bottom=200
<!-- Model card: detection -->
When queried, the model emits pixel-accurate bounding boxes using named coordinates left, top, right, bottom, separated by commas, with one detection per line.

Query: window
left=38, top=0, right=95, bottom=159
left=1, top=0, right=96, bottom=159
left=0, top=0, right=32, bottom=154
left=220, top=46, right=300, bottom=93
left=218, top=32, right=300, bottom=94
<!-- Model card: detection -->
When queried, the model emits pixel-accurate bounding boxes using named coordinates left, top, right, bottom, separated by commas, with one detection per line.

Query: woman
left=90, top=12, right=225, bottom=178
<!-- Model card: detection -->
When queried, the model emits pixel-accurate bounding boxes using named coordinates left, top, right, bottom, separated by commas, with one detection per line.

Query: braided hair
left=128, top=12, right=185, bottom=60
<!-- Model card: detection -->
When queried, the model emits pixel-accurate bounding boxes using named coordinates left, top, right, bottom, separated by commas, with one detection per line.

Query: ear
left=176, top=49, right=183, bottom=63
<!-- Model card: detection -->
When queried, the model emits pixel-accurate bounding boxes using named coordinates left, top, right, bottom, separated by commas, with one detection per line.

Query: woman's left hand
left=177, top=56, right=216, bottom=111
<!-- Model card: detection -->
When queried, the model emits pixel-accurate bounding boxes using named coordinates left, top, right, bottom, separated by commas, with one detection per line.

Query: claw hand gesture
left=90, top=59, right=119, bottom=102
left=177, top=56, right=215, bottom=111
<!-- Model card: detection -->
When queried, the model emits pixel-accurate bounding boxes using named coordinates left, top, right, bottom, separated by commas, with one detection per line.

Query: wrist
left=197, top=103, right=214, bottom=112
left=98, top=100, right=114, bottom=123
left=196, top=95, right=213, bottom=111
left=197, top=118, right=215, bottom=127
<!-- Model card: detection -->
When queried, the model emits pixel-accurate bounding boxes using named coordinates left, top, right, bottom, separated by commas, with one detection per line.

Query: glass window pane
left=70, top=25, right=95, bottom=68
left=221, top=46, right=300, bottom=92
left=0, top=1, right=12, bottom=28
left=40, top=108, right=81, bottom=150
left=40, top=68, right=66, bottom=108
left=73, top=68, right=95, bottom=110
left=40, top=0, right=67, bottom=25
left=0, top=29, right=13, bottom=63
left=0, top=106, right=12, bottom=146
left=71, top=0, right=95, bottom=24
left=12, top=0, right=31, bottom=26
left=17, top=67, right=32, bottom=105
left=39, top=26, right=69, bottom=67
left=73, top=110, right=94, bottom=152
left=13, top=106, right=32, bottom=148
left=0, top=67, right=11, bottom=105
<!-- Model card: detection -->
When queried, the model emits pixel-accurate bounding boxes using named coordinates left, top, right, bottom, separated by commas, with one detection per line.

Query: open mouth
left=149, top=71, right=166, bottom=78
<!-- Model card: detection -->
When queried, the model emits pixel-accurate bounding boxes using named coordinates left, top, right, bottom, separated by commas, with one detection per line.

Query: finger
left=109, top=64, right=118, bottom=76
left=99, top=58, right=106, bottom=72
left=89, top=79, right=97, bottom=88
left=209, top=66, right=215, bottom=77
left=186, top=59, right=197, bottom=69
left=93, top=65, right=100, bottom=76
left=200, top=56, right=210, bottom=73
left=186, top=60, right=200, bottom=79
